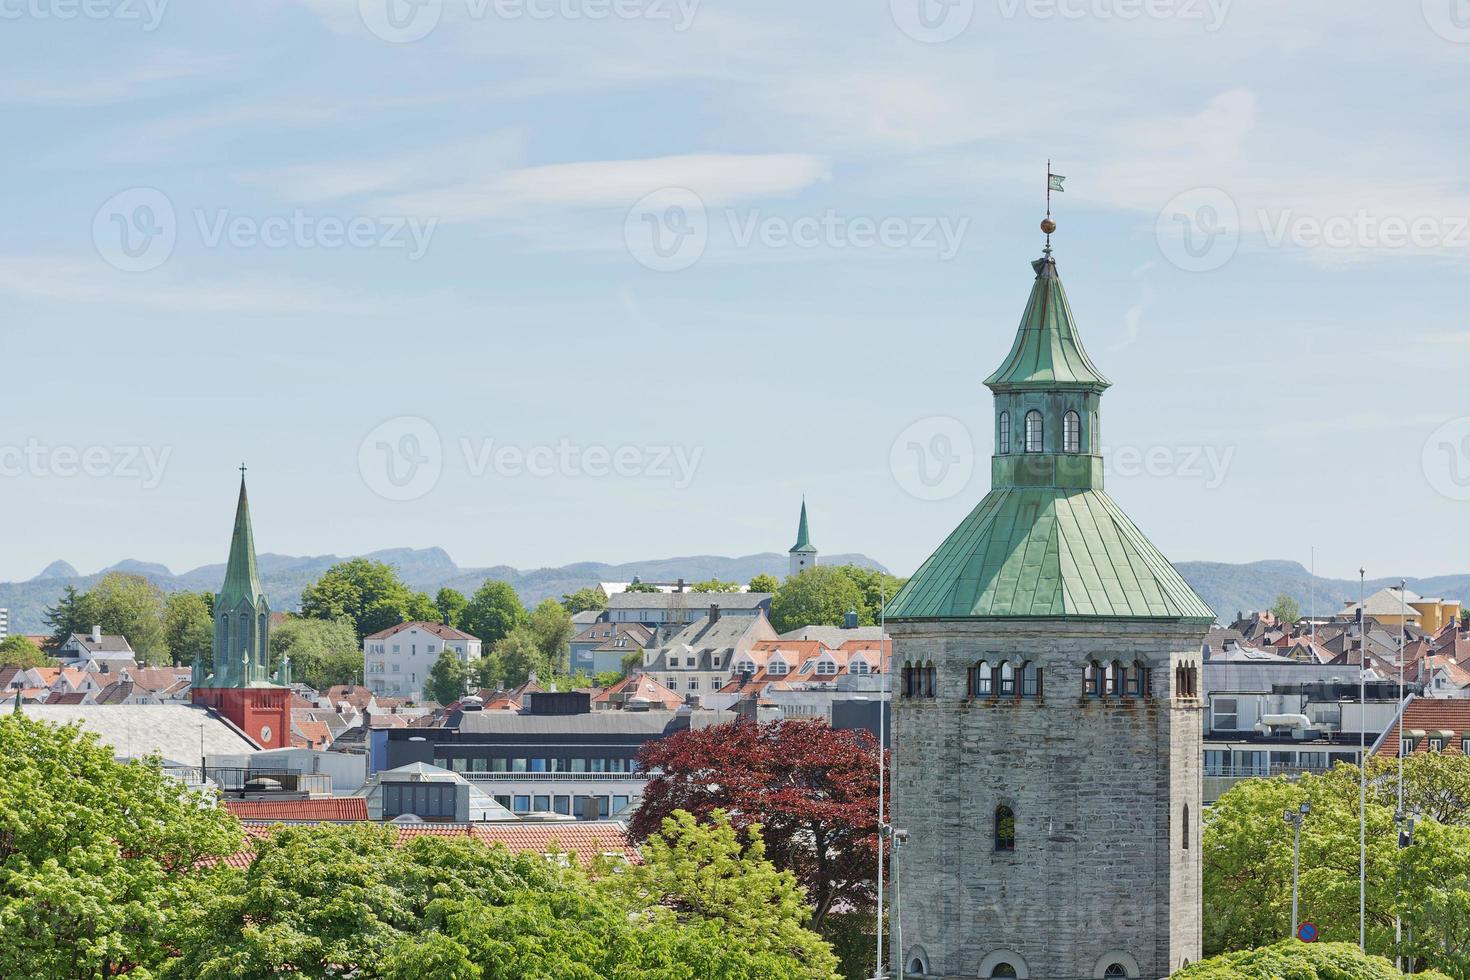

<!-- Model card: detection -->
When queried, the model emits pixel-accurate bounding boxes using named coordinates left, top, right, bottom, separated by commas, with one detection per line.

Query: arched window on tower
left=999, top=661, right=1016, bottom=697
left=1020, top=661, right=1042, bottom=698
left=998, top=411, right=1010, bottom=454
left=1131, top=660, right=1148, bottom=697
left=1084, top=660, right=1104, bottom=698
left=995, top=805, right=1015, bottom=851
left=991, top=964, right=1019, bottom=978
left=1024, top=410, right=1043, bottom=453
left=1064, top=410, right=1081, bottom=453
left=1183, top=803, right=1191, bottom=849
left=968, top=660, right=992, bottom=697
left=1110, top=660, right=1126, bottom=697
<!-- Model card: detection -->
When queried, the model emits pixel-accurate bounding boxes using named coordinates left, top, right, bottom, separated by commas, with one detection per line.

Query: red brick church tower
left=191, top=469, right=291, bottom=749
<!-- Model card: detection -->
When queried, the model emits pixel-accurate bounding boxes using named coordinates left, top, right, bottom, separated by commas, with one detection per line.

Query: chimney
left=843, top=609, right=859, bottom=629
left=708, top=603, right=720, bottom=624
left=676, top=578, right=686, bottom=593
left=91, top=625, right=102, bottom=644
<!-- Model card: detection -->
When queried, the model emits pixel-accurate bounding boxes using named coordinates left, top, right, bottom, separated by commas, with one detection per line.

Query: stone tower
left=192, top=471, right=291, bottom=750
left=789, top=498, right=817, bottom=577
left=884, top=247, right=1213, bottom=980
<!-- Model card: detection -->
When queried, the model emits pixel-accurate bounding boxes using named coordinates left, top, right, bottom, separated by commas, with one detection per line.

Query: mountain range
left=3, top=552, right=1469, bottom=636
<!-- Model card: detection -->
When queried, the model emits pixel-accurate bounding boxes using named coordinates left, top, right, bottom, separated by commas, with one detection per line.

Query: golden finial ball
left=1040, top=218, right=1057, bottom=235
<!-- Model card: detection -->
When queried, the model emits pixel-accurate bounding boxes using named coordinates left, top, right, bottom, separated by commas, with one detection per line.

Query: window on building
left=816, top=660, right=837, bottom=675
left=999, top=661, right=1016, bottom=697
left=990, top=968, right=1018, bottom=979
left=688, top=678, right=699, bottom=690
left=1130, top=660, right=1147, bottom=697
left=1020, top=662, right=1042, bottom=698
left=1104, top=965, right=1130, bottom=978
left=1430, top=736, right=1447, bottom=752
left=968, top=661, right=992, bottom=697
left=1024, top=410, right=1043, bottom=453
left=1084, top=661, right=1103, bottom=698
left=994, top=805, right=1015, bottom=851
left=1182, top=804, right=1190, bottom=849
left=998, top=411, right=1010, bottom=454
left=903, top=662, right=936, bottom=698
left=1064, top=410, right=1081, bottom=453
left=769, top=661, right=789, bottom=676
left=1212, top=697, right=1239, bottom=731
left=1109, top=660, right=1126, bottom=697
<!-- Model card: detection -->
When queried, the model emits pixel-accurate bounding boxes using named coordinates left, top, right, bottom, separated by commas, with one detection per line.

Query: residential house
left=1339, top=586, right=1463, bottom=634
left=591, top=673, right=685, bottom=711
left=363, top=621, right=483, bottom=699
left=55, top=626, right=136, bottom=664
left=570, top=622, right=652, bottom=677
left=641, top=606, right=778, bottom=696
left=606, top=590, right=772, bottom=628
left=1374, top=697, right=1470, bottom=757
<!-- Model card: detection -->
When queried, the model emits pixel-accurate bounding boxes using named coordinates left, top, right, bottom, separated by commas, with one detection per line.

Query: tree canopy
left=0, top=634, right=52, bottom=668
left=460, top=580, right=527, bottom=647
left=299, top=558, right=435, bottom=641
left=1270, top=592, right=1302, bottom=624
left=746, top=573, right=780, bottom=595
left=270, top=615, right=363, bottom=689
left=426, top=648, right=470, bottom=704
left=631, top=719, right=883, bottom=931
left=164, top=590, right=215, bottom=669
left=560, top=588, right=606, bottom=614
left=1173, top=941, right=1450, bottom=979
left=0, top=713, right=243, bottom=977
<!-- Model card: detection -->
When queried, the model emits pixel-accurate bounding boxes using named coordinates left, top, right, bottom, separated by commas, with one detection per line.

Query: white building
left=0, top=608, right=8, bottom=641
left=363, top=621, right=482, bottom=699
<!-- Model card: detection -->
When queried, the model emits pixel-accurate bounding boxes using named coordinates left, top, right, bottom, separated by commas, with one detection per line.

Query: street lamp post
left=1284, top=801, right=1311, bottom=939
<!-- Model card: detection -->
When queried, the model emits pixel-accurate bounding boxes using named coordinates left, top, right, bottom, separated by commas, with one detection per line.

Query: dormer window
left=815, top=660, right=837, bottom=675
left=998, top=411, right=1010, bottom=454
left=1024, top=411, right=1043, bottom=453
left=1064, top=411, right=1081, bottom=453
left=768, top=661, right=789, bottom=677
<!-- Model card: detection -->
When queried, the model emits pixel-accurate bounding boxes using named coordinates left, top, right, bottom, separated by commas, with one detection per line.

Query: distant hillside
left=0, top=549, right=886, bottom=634
left=1174, top=560, right=1470, bottom=624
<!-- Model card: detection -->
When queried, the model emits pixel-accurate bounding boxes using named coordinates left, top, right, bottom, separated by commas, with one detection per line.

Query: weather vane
left=1043, top=161, right=1065, bottom=253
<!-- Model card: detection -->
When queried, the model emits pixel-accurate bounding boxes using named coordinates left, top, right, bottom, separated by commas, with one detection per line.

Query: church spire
left=788, top=498, right=816, bottom=577
left=219, top=470, right=264, bottom=607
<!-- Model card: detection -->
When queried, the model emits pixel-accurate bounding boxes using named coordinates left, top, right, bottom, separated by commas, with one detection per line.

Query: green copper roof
left=983, top=255, right=1111, bottom=392
left=885, top=488, right=1213, bottom=622
left=790, top=499, right=816, bottom=554
left=219, top=476, right=264, bottom=606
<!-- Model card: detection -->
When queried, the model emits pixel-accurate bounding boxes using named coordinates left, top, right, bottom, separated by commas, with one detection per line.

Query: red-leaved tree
left=631, top=719, right=885, bottom=929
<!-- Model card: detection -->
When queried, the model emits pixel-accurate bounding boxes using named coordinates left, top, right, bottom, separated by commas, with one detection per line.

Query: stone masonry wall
left=888, top=618, right=1206, bottom=980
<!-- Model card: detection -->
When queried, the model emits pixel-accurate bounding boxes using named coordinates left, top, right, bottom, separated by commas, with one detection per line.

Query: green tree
left=164, top=589, right=215, bottom=669
left=43, top=583, right=99, bottom=649
left=89, top=571, right=169, bottom=664
left=768, top=566, right=866, bottom=633
left=832, top=565, right=908, bottom=623
left=0, top=714, right=243, bottom=977
left=622, top=581, right=660, bottom=593
left=300, top=558, right=422, bottom=641
left=691, top=578, right=742, bottom=593
left=528, top=598, right=573, bottom=675
left=0, top=634, right=52, bottom=668
left=560, top=588, right=607, bottom=614
left=1174, top=941, right=1449, bottom=979
left=270, top=615, right=362, bottom=689
left=601, top=810, right=839, bottom=979
left=435, top=587, right=469, bottom=627
left=484, top=626, right=546, bottom=688
left=460, top=580, right=527, bottom=647
left=746, top=573, right=780, bottom=595
left=1270, top=592, right=1301, bottom=624
left=425, top=648, right=470, bottom=705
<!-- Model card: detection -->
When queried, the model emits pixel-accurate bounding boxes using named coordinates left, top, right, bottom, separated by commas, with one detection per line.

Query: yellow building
left=1340, top=587, right=1462, bottom=633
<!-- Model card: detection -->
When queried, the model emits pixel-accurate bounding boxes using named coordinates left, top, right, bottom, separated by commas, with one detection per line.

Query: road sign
left=1297, top=921, right=1318, bottom=943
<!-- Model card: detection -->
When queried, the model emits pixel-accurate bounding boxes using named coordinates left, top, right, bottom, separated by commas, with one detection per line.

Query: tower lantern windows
left=998, top=411, right=1010, bottom=454
left=1064, top=410, right=1081, bottom=453
left=1024, top=410, right=1043, bottom=453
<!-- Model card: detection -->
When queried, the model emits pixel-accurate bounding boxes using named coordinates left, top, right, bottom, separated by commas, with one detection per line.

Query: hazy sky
left=2, top=1, right=1469, bottom=584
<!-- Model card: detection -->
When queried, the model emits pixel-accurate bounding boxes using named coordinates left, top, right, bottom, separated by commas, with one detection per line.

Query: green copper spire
left=206, top=468, right=273, bottom=688
left=790, top=499, right=815, bottom=554
left=886, top=250, right=1212, bottom=624
left=219, top=473, right=264, bottom=607
left=984, top=254, right=1110, bottom=392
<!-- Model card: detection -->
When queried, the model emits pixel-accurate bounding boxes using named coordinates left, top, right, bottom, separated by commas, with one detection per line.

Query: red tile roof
left=1375, top=698, right=1470, bottom=757
left=592, top=673, right=684, bottom=710
left=292, top=719, right=334, bottom=749
left=225, top=798, right=368, bottom=821
left=364, top=621, right=479, bottom=642
left=225, top=819, right=639, bottom=868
